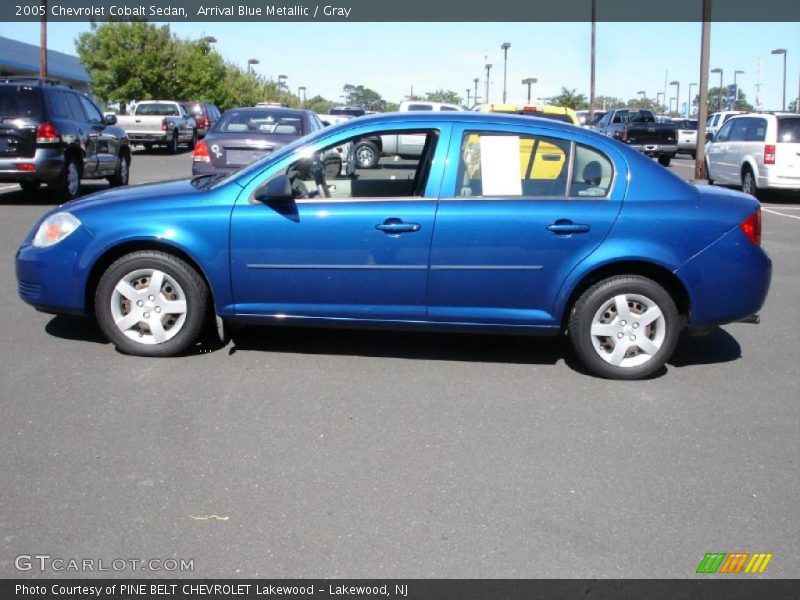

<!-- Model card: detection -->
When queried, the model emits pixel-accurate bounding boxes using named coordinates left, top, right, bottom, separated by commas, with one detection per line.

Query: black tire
left=187, top=129, right=197, bottom=150
left=19, top=180, right=41, bottom=193
left=657, top=154, right=672, bottom=167
left=741, top=165, right=761, bottom=199
left=143, top=143, right=153, bottom=152
left=568, top=275, right=680, bottom=380
left=95, top=250, right=209, bottom=357
left=354, top=140, right=380, bottom=169
left=107, top=151, right=130, bottom=187
left=50, top=155, right=81, bottom=200
left=168, top=131, right=179, bottom=154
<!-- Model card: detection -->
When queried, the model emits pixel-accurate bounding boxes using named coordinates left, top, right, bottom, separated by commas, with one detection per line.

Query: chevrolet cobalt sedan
left=16, top=113, right=771, bottom=379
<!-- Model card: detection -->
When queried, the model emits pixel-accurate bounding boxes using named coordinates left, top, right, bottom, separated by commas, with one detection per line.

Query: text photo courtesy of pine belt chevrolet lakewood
left=16, top=112, right=771, bottom=380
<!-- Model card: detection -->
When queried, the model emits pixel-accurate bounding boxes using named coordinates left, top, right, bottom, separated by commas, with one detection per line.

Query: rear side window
left=64, top=93, right=86, bottom=123
left=0, top=86, right=43, bottom=119
left=48, top=90, right=72, bottom=120
left=406, top=104, right=433, bottom=111
left=777, top=118, right=800, bottom=142
left=570, top=144, right=614, bottom=198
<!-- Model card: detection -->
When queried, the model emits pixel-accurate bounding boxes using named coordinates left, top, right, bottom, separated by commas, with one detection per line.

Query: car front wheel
left=568, top=275, right=680, bottom=380
left=354, top=140, right=380, bottom=169
left=95, top=251, right=209, bottom=357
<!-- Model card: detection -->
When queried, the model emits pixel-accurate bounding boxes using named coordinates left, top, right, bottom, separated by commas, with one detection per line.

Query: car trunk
left=0, top=87, right=43, bottom=159
left=206, top=132, right=296, bottom=169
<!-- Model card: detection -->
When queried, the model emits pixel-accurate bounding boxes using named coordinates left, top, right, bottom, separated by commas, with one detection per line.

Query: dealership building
left=0, top=36, right=89, bottom=88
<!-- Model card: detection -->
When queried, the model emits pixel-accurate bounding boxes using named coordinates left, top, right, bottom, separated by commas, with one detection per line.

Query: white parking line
left=762, top=205, right=800, bottom=210
left=762, top=208, right=800, bottom=221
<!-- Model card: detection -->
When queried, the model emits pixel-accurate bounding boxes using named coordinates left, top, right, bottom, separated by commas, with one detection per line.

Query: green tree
left=593, top=95, right=626, bottom=110
left=343, top=84, right=388, bottom=111
left=304, top=95, right=334, bottom=114
left=424, top=89, right=462, bottom=105
left=694, top=87, right=754, bottom=114
left=550, top=87, right=588, bottom=109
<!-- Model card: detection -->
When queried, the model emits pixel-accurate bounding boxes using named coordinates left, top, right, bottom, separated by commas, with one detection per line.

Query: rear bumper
left=191, top=161, right=240, bottom=177
left=675, top=226, right=772, bottom=328
left=758, top=171, right=800, bottom=191
left=128, top=132, right=171, bottom=143
left=629, top=143, right=678, bottom=156
left=0, top=148, right=64, bottom=183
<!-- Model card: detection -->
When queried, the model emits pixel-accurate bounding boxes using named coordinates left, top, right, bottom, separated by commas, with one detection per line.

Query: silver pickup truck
left=117, top=101, right=197, bottom=153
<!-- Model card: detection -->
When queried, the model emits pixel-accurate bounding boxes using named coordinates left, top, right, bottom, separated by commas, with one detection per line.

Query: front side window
left=715, top=120, right=733, bottom=141
left=455, top=131, right=612, bottom=199
left=286, top=130, right=439, bottom=200
left=728, top=119, right=750, bottom=141
left=78, top=95, right=103, bottom=124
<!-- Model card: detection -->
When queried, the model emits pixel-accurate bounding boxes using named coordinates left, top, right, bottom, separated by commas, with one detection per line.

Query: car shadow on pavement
left=45, top=314, right=108, bottom=345
left=0, top=183, right=109, bottom=206
left=668, top=326, right=741, bottom=367
left=227, top=326, right=565, bottom=366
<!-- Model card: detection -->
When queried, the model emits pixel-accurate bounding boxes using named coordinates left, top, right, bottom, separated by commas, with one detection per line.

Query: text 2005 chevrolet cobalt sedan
left=16, top=113, right=771, bottom=379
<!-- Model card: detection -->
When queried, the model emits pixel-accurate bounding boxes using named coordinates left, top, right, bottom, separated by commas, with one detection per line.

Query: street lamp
left=732, top=70, right=744, bottom=109
left=201, top=36, right=217, bottom=44
left=500, top=42, right=511, bottom=103
left=656, top=91, right=664, bottom=110
left=637, top=90, right=646, bottom=109
left=522, top=77, right=537, bottom=104
left=473, top=78, right=480, bottom=106
left=670, top=97, right=677, bottom=113
left=711, top=67, right=723, bottom=111
left=247, top=58, right=259, bottom=74
left=688, top=83, right=697, bottom=116
left=298, top=86, right=306, bottom=105
left=278, top=74, right=288, bottom=91
left=670, top=80, right=680, bottom=115
left=771, top=49, right=787, bottom=111
left=466, top=88, right=471, bottom=107
left=484, top=64, right=492, bottom=104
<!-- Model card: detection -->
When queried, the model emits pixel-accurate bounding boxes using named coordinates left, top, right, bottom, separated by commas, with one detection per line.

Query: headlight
left=32, top=212, right=82, bottom=248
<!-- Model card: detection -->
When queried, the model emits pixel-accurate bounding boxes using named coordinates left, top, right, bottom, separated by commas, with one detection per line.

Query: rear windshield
left=214, top=110, right=304, bottom=135
left=674, top=120, right=698, bottom=130
left=0, top=86, right=43, bottom=120
left=183, top=103, right=204, bottom=116
left=629, top=110, right=655, bottom=123
left=135, top=103, right=180, bottom=116
left=777, top=118, right=800, bottom=142
left=330, top=107, right=365, bottom=117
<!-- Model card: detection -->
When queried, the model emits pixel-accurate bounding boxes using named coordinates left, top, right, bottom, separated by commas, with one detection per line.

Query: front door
left=230, top=126, right=447, bottom=321
left=428, top=125, right=624, bottom=327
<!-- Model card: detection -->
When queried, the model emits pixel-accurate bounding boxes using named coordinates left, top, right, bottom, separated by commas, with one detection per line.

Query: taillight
left=36, top=122, right=61, bottom=144
left=763, top=144, right=776, bottom=165
left=199, top=117, right=209, bottom=129
left=739, top=208, right=761, bottom=246
left=193, top=140, right=210, bottom=163
left=161, top=117, right=168, bottom=131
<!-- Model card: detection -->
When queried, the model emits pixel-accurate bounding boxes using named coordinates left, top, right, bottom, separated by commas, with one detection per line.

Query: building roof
left=0, top=36, right=89, bottom=87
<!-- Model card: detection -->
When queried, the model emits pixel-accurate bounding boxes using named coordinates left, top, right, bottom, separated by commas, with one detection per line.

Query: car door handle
left=547, top=220, right=591, bottom=234
left=376, top=218, right=421, bottom=234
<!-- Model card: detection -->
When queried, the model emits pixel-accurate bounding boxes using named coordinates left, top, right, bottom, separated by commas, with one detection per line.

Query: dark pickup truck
left=594, top=109, right=678, bottom=166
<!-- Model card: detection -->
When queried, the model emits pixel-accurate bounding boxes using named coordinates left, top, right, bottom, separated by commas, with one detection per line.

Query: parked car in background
left=594, top=108, right=678, bottom=166
left=706, top=110, right=746, bottom=137
left=17, top=112, right=771, bottom=380
left=398, top=100, right=462, bottom=112
left=672, top=118, right=699, bottom=158
left=318, top=113, right=354, bottom=126
left=192, top=106, right=352, bottom=179
left=181, top=101, right=220, bottom=138
left=330, top=106, right=366, bottom=118
left=117, top=100, right=197, bottom=153
left=586, top=111, right=607, bottom=130
left=705, top=112, right=800, bottom=197
left=477, top=103, right=579, bottom=125
left=0, top=77, right=131, bottom=200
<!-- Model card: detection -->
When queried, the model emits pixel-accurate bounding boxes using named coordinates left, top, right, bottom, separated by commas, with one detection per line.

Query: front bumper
left=0, top=148, right=64, bottom=184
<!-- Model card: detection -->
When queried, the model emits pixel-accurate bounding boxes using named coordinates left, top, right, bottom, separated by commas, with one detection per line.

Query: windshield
left=0, top=86, right=43, bottom=120
left=214, top=109, right=305, bottom=135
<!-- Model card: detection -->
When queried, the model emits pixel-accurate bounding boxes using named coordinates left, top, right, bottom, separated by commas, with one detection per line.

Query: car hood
left=58, top=178, right=203, bottom=215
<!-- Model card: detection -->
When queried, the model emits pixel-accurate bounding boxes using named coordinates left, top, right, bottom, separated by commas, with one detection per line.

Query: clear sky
left=1, top=20, right=798, bottom=110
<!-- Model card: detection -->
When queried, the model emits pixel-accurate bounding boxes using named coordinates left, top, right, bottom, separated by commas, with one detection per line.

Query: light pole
left=688, top=83, right=697, bottom=116
left=637, top=90, right=646, bottom=109
left=298, top=86, right=306, bottom=105
left=39, top=0, right=47, bottom=77
left=522, top=78, right=537, bottom=104
left=484, top=64, right=492, bottom=104
left=500, top=42, right=511, bottom=103
left=656, top=91, right=665, bottom=111
left=466, top=88, right=471, bottom=107
left=278, top=74, right=288, bottom=92
left=200, top=36, right=217, bottom=55
left=247, top=58, right=259, bottom=74
left=670, top=80, right=680, bottom=115
left=473, top=78, right=480, bottom=106
left=589, top=0, right=596, bottom=120
left=771, top=48, right=787, bottom=111
left=711, top=67, right=723, bottom=111
left=732, top=70, right=744, bottom=109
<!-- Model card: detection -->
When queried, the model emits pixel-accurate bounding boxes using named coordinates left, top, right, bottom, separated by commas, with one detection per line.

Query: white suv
left=705, top=113, right=800, bottom=197
left=706, top=110, right=746, bottom=136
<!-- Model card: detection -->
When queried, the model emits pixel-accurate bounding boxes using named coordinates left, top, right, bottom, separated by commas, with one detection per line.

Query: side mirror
left=254, top=174, right=294, bottom=204
left=104, top=113, right=118, bottom=126
left=705, top=132, right=715, bottom=142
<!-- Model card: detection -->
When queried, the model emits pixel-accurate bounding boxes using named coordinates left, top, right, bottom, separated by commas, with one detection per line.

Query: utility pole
left=473, top=78, right=479, bottom=106
left=589, top=0, right=596, bottom=120
left=694, top=0, right=712, bottom=182
left=484, top=64, right=492, bottom=104
left=466, top=88, right=471, bottom=107
left=39, top=0, right=47, bottom=78
left=501, top=42, right=511, bottom=103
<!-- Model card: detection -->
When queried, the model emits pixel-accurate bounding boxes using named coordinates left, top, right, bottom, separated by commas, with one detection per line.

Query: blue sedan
left=16, top=112, right=771, bottom=379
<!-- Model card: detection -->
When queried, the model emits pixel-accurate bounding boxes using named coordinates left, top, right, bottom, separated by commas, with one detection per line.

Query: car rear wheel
left=107, top=152, right=130, bottom=187
left=95, top=251, right=209, bottom=357
left=657, top=154, right=672, bottom=167
left=568, top=275, right=680, bottom=380
left=51, top=157, right=81, bottom=200
left=168, top=132, right=179, bottom=154
left=354, top=140, right=380, bottom=169
left=187, top=129, right=197, bottom=150
left=741, top=166, right=761, bottom=199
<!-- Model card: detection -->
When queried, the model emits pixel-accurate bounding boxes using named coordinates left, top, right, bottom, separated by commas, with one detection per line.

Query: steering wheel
left=310, top=159, right=330, bottom=199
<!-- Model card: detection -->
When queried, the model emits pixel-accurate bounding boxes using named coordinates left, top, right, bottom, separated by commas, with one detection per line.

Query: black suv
left=0, top=78, right=131, bottom=200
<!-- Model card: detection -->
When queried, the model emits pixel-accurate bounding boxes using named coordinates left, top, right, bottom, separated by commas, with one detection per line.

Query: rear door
left=428, top=123, right=624, bottom=327
left=706, top=119, right=734, bottom=182
left=77, top=94, right=117, bottom=175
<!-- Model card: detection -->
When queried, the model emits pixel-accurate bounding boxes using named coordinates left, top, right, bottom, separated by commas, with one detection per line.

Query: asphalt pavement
left=0, top=149, right=798, bottom=578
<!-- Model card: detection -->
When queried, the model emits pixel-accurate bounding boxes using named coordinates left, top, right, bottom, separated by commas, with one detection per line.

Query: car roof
left=222, top=106, right=309, bottom=116
left=331, top=111, right=589, bottom=133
